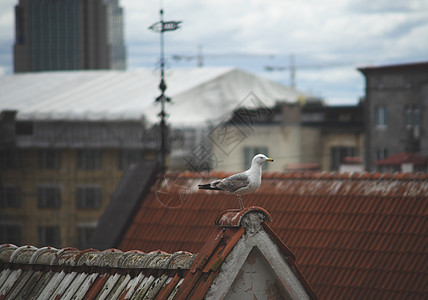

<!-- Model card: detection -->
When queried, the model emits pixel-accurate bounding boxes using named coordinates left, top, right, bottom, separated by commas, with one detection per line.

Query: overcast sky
left=1, top=0, right=427, bottom=104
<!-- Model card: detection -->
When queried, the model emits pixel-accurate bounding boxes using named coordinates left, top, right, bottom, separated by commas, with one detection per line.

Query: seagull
left=198, top=154, right=274, bottom=209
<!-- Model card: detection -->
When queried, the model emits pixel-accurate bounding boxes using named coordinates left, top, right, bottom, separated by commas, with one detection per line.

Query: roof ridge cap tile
left=29, top=246, right=58, bottom=265
left=9, top=245, right=37, bottom=263
left=116, top=249, right=146, bottom=268
left=164, top=170, right=428, bottom=182
left=122, top=250, right=163, bottom=269
left=52, top=249, right=75, bottom=266
left=73, top=248, right=100, bottom=267
left=214, top=206, right=272, bottom=228
left=78, top=248, right=123, bottom=267
left=371, top=172, right=383, bottom=180
left=0, top=244, right=18, bottom=262
left=320, top=171, right=333, bottom=179
left=146, top=251, right=175, bottom=269
left=1, top=244, right=197, bottom=271
left=350, top=172, right=363, bottom=179
left=167, top=251, right=196, bottom=269
left=119, top=249, right=196, bottom=269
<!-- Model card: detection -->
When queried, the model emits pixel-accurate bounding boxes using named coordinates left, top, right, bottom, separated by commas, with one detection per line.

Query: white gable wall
left=206, top=222, right=310, bottom=300
left=225, top=247, right=292, bottom=299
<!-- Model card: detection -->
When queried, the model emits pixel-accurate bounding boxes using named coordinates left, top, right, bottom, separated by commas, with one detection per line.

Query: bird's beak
left=267, top=158, right=274, bottom=162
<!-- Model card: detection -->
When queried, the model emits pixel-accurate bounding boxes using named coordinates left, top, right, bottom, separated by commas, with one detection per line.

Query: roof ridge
left=168, top=171, right=428, bottom=181
left=214, top=206, right=272, bottom=227
left=0, top=244, right=196, bottom=270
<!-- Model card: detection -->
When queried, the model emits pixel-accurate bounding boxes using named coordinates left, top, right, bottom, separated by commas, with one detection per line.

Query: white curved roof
left=0, top=67, right=305, bottom=125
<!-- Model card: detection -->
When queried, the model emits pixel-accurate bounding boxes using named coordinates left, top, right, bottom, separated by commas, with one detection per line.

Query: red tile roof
left=285, top=163, right=320, bottom=171
left=0, top=244, right=194, bottom=299
left=343, top=156, right=363, bottom=164
left=373, top=151, right=427, bottom=166
left=0, top=207, right=316, bottom=299
left=119, top=171, right=428, bottom=300
left=176, top=206, right=317, bottom=299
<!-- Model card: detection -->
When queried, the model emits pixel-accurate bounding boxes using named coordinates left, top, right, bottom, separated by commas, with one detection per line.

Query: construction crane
left=172, top=45, right=205, bottom=67
left=172, top=45, right=275, bottom=67
left=265, top=53, right=356, bottom=89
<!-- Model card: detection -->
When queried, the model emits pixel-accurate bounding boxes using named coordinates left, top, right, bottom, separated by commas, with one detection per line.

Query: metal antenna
left=149, top=9, right=182, bottom=172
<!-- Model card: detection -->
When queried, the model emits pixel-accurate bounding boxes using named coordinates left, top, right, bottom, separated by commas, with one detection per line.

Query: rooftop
left=358, top=61, right=428, bottom=73
left=373, top=151, right=427, bottom=166
left=0, top=68, right=304, bottom=125
left=0, top=207, right=316, bottom=299
left=0, top=244, right=194, bottom=299
left=107, top=170, right=428, bottom=299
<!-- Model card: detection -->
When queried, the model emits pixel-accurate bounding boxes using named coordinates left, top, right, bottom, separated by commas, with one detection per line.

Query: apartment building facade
left=359, top=62, right=428, bottom=170
left=0, top=112, right=154, bottom=248
left=209, top=101, right=364, bottom=173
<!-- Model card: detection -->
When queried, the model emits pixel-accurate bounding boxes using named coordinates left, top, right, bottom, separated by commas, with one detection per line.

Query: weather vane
left=148, top=9, right=182, bottom=172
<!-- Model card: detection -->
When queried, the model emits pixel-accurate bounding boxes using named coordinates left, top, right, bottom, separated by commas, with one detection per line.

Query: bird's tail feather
left=198, top=184, right=221, bottom=190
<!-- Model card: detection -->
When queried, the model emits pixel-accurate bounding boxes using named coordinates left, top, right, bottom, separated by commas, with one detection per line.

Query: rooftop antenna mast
left=149, top=9, right=182, bottom=172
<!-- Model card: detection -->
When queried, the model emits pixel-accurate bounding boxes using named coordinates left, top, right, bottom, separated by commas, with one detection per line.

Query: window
left=244, top=147, right=269, bottom=169
left=377, top=76, right=384, bottom=89
left=404, top=75, right=412, bottom=88
left=301, top=112, right=325, bottom=122
left=405, top=105, right=420, bottom=128
left=0, top=223, right=21, bottom=245
left=0, top=186, right=21, bottom=208
left=77, top=149, right=101, bottom=170
left=414, top=106, right=420, bottom=126
left=76, top=186, right=101, bottom=209
left=405, top=105, right=413, bottom=127
left=330, top=147, right=356, bottom=171
left=339, top=113, right=351, bottom=122
left=118, top=149, right=141, bottom=170
left=37, top=186, right=61, bottom=208
left=38, top=149, right=61, bottom=169
left=0, top=149, right=22, bottom=169
left=38, top=226, right=61, bottom=247
left=376, top=148, right=388, bottom=160
left=77, top=224, right=96, bottom=249
left=375, top=105, right=387, bottom=127
left=15, top=121, right=34, bottom=135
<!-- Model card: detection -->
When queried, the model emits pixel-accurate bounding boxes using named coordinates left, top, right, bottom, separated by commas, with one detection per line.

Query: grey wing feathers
left=215, top=173, right=249, bottom=192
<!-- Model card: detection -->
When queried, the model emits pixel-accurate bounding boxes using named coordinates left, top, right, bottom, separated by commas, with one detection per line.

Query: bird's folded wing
left=216, top=173, right=249, bottom=192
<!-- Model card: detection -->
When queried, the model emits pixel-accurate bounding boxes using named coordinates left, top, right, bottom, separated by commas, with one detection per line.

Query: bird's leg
left=237, top=194, right=245, bottom=209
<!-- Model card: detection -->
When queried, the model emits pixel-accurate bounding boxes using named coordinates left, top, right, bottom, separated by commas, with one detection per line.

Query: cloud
left=0, top=0, right=427, bottom=104
left=347, top=0, right=428, bottom=13
left=0, top=0, right=15, bottom=74
left=384, top=18, right=426, bottom=39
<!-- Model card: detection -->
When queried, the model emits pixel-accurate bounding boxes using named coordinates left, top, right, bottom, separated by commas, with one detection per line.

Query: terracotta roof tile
left=118, top=171, right=428, bottom=299
left=173, top=207, right=317, bottom=299
left=0, top=244, right=195, bottom=299
left=374, top=151, right=428, bottom=166
left=214, top=206, right=272, bottom=227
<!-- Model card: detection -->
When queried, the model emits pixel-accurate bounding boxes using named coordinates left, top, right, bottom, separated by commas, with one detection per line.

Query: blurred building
left=301, top=100, right=364, bottom=171
left=373, top=151, right=427, bottom=173
left=14, top=0, right=126, bottom=72
left=0, top=110, right=155, bottom=249
left=0, top=67, right=305, bottom=248
left=359, top=62, right=428, bottom=171
left=210, top=100, right=364, bottom=173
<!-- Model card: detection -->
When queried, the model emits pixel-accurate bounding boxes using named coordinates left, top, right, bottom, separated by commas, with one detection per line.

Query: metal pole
left=149, top=9, right=181, bottom=173
left=159, top=9, right=167, bottom=172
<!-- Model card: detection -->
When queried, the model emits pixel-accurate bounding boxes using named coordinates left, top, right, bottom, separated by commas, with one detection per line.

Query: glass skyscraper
left=14, top=0, right=126, bottom=72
